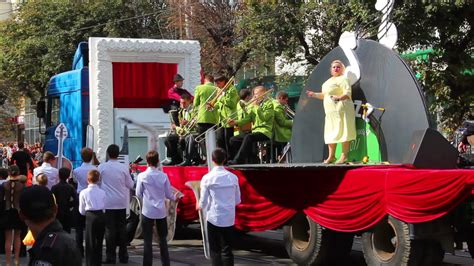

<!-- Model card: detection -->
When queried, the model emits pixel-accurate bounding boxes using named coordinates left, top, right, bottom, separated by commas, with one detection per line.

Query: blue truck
left=41, top=42, right=90, bottom=168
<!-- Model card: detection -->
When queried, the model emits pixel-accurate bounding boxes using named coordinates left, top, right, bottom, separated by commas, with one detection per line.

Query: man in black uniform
left=19, top=185, right=82, bottom=266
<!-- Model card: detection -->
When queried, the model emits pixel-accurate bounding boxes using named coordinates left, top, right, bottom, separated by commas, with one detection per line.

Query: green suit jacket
left=193, top=82, right=218, bottom=124
left=273, top=100, right=293, bottom=142
left=237, top=98, right=274, bottom=139
left=215, top=85, right=239, bottom=128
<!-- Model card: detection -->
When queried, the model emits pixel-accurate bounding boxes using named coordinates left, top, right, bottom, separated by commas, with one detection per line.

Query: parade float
left=38, top=1, right=474, bottom=264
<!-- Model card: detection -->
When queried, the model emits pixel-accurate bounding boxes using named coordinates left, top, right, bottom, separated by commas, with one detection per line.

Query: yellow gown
left=321, top=75, right=356, bottom=144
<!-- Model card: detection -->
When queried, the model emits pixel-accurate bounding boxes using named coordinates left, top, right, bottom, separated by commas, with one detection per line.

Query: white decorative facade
left=88, top=37, right=201, bottom=161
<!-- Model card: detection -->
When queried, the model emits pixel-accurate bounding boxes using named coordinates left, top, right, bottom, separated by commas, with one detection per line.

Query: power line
left=0, top=7, right=167, bottom=35
left=69, top=10, right=167, bottom=33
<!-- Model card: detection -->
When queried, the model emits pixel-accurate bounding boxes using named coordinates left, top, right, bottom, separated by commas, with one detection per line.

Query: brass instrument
left=284, top=104, right=295, bottom=119
left=176, top=117, right=197, bottom=137
left=195, top=89, right=274, bottom=143
left=176, top=109, right=197, bottom=137
left=177, top=77, right=236, bottom=136
left=206, top=76, right=235, bottom=110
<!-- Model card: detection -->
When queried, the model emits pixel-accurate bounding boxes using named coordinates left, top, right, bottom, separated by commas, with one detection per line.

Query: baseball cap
left=20, top=185, right=56, bottom=222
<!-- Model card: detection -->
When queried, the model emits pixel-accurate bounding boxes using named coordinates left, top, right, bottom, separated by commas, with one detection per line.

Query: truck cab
left=44, top=42, right=89, bottom=168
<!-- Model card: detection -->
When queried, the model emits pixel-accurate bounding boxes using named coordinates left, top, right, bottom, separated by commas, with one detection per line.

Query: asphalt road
left=2, top=225, right=473, bottom=265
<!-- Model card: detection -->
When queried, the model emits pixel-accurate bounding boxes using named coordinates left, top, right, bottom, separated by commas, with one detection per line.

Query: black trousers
left=165, top=134, right=182, bottom=162
left=216, top=127, right=234, bottom=156
left=197, top=123, right=216, bottom=156
left=75, top=208, right=85, bottom=254
left=85, top=210, right=105, bottom=266
left=207, top=222, right=234, bottom=266
left=104, top=209, right=128, bottom=261
left=57, top=210, right=72, bottom=233
left=142, top=215, right=170, bottom=266
left=230, top=132, right=269, bottom=164
left=183, top=134, right=200, bottom=163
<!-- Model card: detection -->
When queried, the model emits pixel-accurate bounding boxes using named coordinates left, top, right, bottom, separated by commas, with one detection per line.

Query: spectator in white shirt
left=73, top=148, right=97, bottom=194
left=33, top=152, right=59, bottom=190
left=136, top=150, right=177, bottom=266
left=72, top=147, right=97, bottom=255
left=79, top=169, right=106, bottom=266
left=98, top=144, right=134, bottom=264
left=198, top=148, right=241, bottom=266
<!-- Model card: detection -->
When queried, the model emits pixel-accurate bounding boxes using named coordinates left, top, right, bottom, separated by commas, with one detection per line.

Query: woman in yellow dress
left=306, top=60, right=356, bottom=164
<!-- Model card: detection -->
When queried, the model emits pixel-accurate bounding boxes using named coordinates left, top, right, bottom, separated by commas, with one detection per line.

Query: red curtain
left=163, top=166, right=474, bottom=233
left=112, top=62, right=177, bottom=108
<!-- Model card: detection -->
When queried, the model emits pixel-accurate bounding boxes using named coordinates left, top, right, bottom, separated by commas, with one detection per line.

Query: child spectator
left=36, top=173, right=48, bottom=188
left=135, top=150, right=177, bottom=266
left=72, top=147, right=97, bottom=255
left=51, top=168, right=77, bottom=233
left=79, top=170, right=106, bottom=266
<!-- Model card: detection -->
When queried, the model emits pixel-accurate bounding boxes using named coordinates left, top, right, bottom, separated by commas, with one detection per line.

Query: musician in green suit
left=273, top=91, right=293, bottom=157
left=228, top=86, right=274, bottom=165
left=191, top=73, right=218, bottom=163
left=235, top=89, right=252, bottom=137
left=214, top=74, right=239, bottom=155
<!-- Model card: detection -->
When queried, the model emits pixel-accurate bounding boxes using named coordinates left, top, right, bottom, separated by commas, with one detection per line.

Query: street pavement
left=1, top=225, right=473, bottom=265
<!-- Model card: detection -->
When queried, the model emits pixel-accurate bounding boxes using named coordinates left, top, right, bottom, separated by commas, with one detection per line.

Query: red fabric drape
left=112, top=62, right=177, bottom=108
left=163, top=166, right=474, bottom=233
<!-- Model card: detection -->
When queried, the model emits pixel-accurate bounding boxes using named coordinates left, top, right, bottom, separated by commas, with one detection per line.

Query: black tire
left=361, top=216, right=444, bottom=266
left=283, top=213, right=354, bottom=265
left=128, top=195, right=143, bottom=240
left=126, top=209, right=140, bottom=244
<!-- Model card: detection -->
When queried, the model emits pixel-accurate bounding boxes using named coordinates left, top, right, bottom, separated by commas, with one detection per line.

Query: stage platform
left=163, top=164, right=474, bottom=232
left=229, top=162, right=380, bottom=170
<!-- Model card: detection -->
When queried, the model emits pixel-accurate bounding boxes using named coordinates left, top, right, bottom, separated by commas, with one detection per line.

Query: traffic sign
left=54, top=123, right=68, bottom=140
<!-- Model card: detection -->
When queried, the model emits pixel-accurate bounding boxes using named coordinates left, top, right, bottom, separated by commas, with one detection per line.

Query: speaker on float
left=403, top=128, right=458, bottom=169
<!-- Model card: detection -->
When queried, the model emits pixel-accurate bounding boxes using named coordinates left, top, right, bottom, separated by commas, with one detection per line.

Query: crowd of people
left=0, top=141, right=186, bottom=266
left=0, top=64, right=356, bottom=265
left=0, top=141, right=242, bottom=266
left=163, top=72, right=295, bottom=166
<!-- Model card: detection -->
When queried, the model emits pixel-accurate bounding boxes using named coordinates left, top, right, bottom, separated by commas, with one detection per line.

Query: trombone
left=176, top=78, right=233, bottom=136
left=176, top=115, right=198, bottom=137
left=206, top=76, right=235, bottom=111
left=284, top=104, right=295, bottom=119
left=194, top=88, right=274, bottom=143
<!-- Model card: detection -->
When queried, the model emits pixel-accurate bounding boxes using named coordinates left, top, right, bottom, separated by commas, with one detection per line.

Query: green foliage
left=239, top=1, right=375, bottom=73
left=394, top=1, right=473, bottom=131
left=0, top=0, right=172, bottom=100
left=242, top=1, right=472, bottom=132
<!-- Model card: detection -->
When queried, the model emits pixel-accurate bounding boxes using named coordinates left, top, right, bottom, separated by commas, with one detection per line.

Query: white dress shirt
left=33, top=162, right=59, bottom=190
left=136, top=166, right=176, bottom=219
left=73, top=162, right=97, bottom=193
left=79, top=184, right=106, bottom=215
left=98, top=159, right=134, bottom=210
left=199, top=166, right=241, bottom=227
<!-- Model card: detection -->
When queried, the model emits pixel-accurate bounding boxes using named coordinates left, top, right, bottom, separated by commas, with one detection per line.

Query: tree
left=393, top=2, right=473, bottom=132
left=0, top=0, right=173, bottom=101
left=167, top=0, right=250, bottom=76
left=239, top=1, right=375, bottom=75
left=241, top=1, right=473, bottom=132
